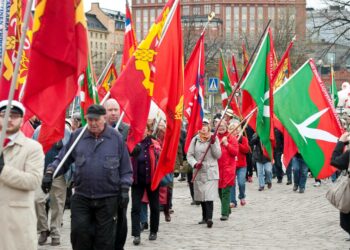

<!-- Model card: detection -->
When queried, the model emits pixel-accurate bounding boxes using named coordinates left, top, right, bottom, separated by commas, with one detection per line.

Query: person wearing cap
left=41, top=104, right=133, bottom=250
left=187, top=119, right=221, bottom=228
left=71, top=112, right=82, bottom=132
left=104, top=98, right=129, bottom=141
left=0, top=100, right=45, bottom=250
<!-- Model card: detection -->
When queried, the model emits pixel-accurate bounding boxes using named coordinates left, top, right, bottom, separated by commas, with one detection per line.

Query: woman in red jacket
left=217, top=120, right=239, bottom=221
left=229, top=121, right=251, bottom=207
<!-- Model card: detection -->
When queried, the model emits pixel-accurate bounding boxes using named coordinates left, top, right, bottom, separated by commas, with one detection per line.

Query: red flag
left=97, top=63, right=118, bottom=101
left=0, top=0, right=33, bottom=100
left=22, top=0, right=88, bottom=152
left=229, top=53, right=239, bottom=88
left=151, top=0, right=183, bottom=190
left=120, top=2, right=138, bottom=71
left=110, top=0, right=175, bottom=151
left=183, top=34, right=205, bottom=153
left=272, top=38, right=294, bottom=89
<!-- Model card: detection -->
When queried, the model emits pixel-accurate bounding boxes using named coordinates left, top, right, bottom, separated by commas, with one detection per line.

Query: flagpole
left=53, top=91, right=111, bottom=178
left=0, top=0, right=33, bottom=155
left=115, top=111, right=125, bottom=130
left=96, top=51, right=117, bottom=86
left=192, top=20, right=271, bottom=182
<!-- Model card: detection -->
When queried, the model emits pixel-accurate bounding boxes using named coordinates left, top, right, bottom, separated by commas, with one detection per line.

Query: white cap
left=203, top=118, right=210, bottom=124
left=0, top=100, right=25, bottom=116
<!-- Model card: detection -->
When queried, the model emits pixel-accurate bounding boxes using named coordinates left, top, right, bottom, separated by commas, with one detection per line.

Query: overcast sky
left=83, top=0, right=327, bottom=13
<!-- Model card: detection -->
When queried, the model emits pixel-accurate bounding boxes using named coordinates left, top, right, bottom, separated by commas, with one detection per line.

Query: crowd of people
left=0, top=99, right=349, bottom=250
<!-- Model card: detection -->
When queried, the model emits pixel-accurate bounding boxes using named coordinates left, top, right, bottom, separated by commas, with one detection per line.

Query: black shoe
left=207, top=219, right=213, bottom=228
left=133, top=236, right=141, bottom=245
left=267, top=183, right=272, bottom=189
left=149, top=232, right=157, bottom=240
left=220, top=216, right=228, bottom=221
left=191, top=201, right=196, bottom=205
left=178, top=177, right=186, bottom=182
left=38, top=231, right=49, bottom=245
left=293, top=185, right=298, bottom=191
left=198, top=219, right=206, bottom=224
left=277, top=179, right=282, bottom=184
left=286, top=180, right=292, bottom=185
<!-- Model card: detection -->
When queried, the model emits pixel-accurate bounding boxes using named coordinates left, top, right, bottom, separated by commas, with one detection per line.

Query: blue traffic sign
left=208, top=77, right=219, bottom=93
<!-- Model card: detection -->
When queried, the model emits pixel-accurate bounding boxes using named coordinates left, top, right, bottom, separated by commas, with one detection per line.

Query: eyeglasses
left=0, top=112, right=22, bottom=119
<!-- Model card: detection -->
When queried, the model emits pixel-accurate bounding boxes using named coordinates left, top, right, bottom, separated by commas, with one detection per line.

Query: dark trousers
left=274, top=152, right=284, bottom=181
left=115, top=205, right=128, bottom=250
left=70, top=194, right=118, bottom=250
left=187, top=171, right=194, bottom=200
left=200, top=201, right=213, bottom=221
left=340, top=212, right=350, bottom=234
left=246, top=152, right=254, bottom=177
left=131, top=185, right=159, bottom=237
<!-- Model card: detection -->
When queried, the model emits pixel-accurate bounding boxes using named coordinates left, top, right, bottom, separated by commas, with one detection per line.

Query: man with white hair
left=104, top=98, right=129, bottom=141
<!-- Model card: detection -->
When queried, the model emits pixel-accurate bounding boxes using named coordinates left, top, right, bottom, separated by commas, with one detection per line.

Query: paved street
left=39, top=176, right=349, bottom=250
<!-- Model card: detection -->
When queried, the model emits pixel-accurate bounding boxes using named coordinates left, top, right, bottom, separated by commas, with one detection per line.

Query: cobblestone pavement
left=38, top=176, right=350, bottom=250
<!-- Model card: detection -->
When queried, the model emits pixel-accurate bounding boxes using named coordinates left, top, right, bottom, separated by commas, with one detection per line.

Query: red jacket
left=217, top=132, right=239, bottom=188
left=236, top=136, right=250, bottom=168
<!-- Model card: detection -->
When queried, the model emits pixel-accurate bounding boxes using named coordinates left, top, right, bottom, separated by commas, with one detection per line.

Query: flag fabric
left=240, top=28, right=275, bottom=158
left=151, top=0, right=183, bottom=190
left=0, top=0, right=33, bottom=101
left=183, top=34, right=205, bottom=153
left=97, top=63, right=118, bottom=101
left=110, top=0, right=176, bottom=152
left=241, top=40, right=251, bottom=80
left=22, top=0, right=88, bottom=152
left=272, top=39, right=294, bottom=89
left=330, top=65, right=339, bottom=107
left=219, top=51, right=240, bottom=116
left=80, top=56, right=99, bottom=125
left=229, top=53, right=239, bottom=88
left=274, top=59, right=342, bottom=178
left=120, top=1, right=137, bottom=71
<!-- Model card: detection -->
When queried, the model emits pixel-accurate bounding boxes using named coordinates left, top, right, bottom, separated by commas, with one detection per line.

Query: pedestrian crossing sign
left=208, top=77, right=219, bottom=93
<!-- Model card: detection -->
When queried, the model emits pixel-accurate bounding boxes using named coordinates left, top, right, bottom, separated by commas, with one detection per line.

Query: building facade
left=132, top=0, right=306, bottom=43
left=87, top=3, right=125, bottom=76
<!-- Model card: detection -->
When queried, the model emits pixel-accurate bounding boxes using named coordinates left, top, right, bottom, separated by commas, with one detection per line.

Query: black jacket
left=331, top=141, right=350, bottom=171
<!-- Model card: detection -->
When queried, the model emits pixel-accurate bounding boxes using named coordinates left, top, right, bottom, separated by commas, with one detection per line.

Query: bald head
left=104, top=98, right=120, bottom=126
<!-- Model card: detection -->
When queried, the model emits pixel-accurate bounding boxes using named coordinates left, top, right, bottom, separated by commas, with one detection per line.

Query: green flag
left=330, top=65, right=339, bottom=107
left=274, top=59, right=342, bottom=179
left=240, top=28, right=275, bottom=158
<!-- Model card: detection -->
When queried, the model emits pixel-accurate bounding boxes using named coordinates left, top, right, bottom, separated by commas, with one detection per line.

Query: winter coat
left=0, top=132, right=44, bottom=250
left=187, top=135, right=222, bottom=201
left=217, top=132, right=238, bottom=188
left=236, top=136, right=250, bottom=168
left=251, top=133, right=270, bottom=164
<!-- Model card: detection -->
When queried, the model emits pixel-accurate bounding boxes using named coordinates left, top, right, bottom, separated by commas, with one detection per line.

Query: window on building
left=157, top=0, right=162, bottom=3
left=150, top=0, right=155, bottom=3
left=143, top=10, right=149, bottom=36
left=105, top=43, right=107, bottom=49
left=95, top=42, right=98, bottom=48
left=204, top=5, right=211, bottom=14
left=150, top=9, right=155, bottom=24
left=288, top=7, right=296, bottom=33
left=136, top=0, right=140, bottom=4
left=183, top=5, right=189, bottom=16
left=268, top=7, right=274, bottom=28
left=233, top=7, right=239, bottom=38
left=90, top=41, right=93, bottom=48
left=144, top=0, right=148, bottom=3
left=257, top=6, right=263, bottom=32
left=100, top=33, right=102, bottom=39
left=225, top=6, right=231, bottom=39
left=100, top=42, right=102, bottom=49
left=249, top=7, right=255, bottom=36
left=157, top=8, right=162, bottom=16
left=136, top=9, right=141, bottom=41
left=193, top=6, right=200, bottom=15
left=215, top=4, right=220, bottom=14
left=241, top=7, right=247, bottom=32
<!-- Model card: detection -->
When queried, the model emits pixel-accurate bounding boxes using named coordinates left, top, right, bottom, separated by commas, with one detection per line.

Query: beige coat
left=187, top=135, right=221, bottom=201
left=0, top=131, right=44, bottom=250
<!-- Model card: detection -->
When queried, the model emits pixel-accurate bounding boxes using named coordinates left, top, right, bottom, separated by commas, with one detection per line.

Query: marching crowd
left=0, top=99, right=349, bottom=250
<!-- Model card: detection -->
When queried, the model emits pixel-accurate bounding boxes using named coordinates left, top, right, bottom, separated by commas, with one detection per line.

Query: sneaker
left=206, top=219, right=213, bottom=228
left=133, top=236, right=141, bottom=245
left=313, top=182, right=321, bottom=187
left=286, top=180, right=292, bottom=185
left=258, top=186, right=264, bottom=191
left=299, top=188, right=305, bottom=193
left=38, top=231, right=49, bottom=245
left=277, top=179, right=282, bottom=184
left=293, top=185, right=298, bottom=192
left=267, top=183, right=272, bottom=189
left=51, top=238, right=60, bottom=246
left=149, top=232, right=157, bottom=241
left=220, top=216, right=228, bottom=221
left=240, top=199, right=246, bottom=206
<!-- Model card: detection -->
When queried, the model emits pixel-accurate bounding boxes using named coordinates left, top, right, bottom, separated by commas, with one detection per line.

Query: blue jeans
left=140, top=202, right=148, bottom=223
left=286, top=160, right=293, bottom=182
left=256, top=162, right=272, bottom=187
left=292, top=157, right=308, bottom=189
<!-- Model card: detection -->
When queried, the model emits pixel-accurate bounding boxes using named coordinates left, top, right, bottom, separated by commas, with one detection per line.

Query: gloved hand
left=119, top=188, right=129, bottom=208
left=0, top=153, right=4, bottom=174
left=194, top=162, right=202, bottom=169
left=130, top=144, right=141, bottom=157
left=41, top=172, right=53, bottom=194
left=210, top=134, right=216, bottom=144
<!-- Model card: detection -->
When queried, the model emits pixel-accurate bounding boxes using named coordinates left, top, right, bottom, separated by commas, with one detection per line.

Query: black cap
left=86, top=104, right=106, bottom=119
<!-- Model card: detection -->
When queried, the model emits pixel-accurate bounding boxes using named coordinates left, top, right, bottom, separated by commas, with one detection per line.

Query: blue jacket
left=50, top=125, right=133, bottom=199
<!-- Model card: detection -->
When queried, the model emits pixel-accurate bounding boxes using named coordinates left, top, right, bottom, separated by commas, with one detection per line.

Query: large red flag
left=151, top=0, right=183, bottom=190
left=120, top=1, right=137, bottom=71
left=110, top=0, right=176, bottom=151
left=0, top=0, right=33, bottom=101
left=183, top=34, right=205, bottom=153
left=22, top=0, right=88, bottom=152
